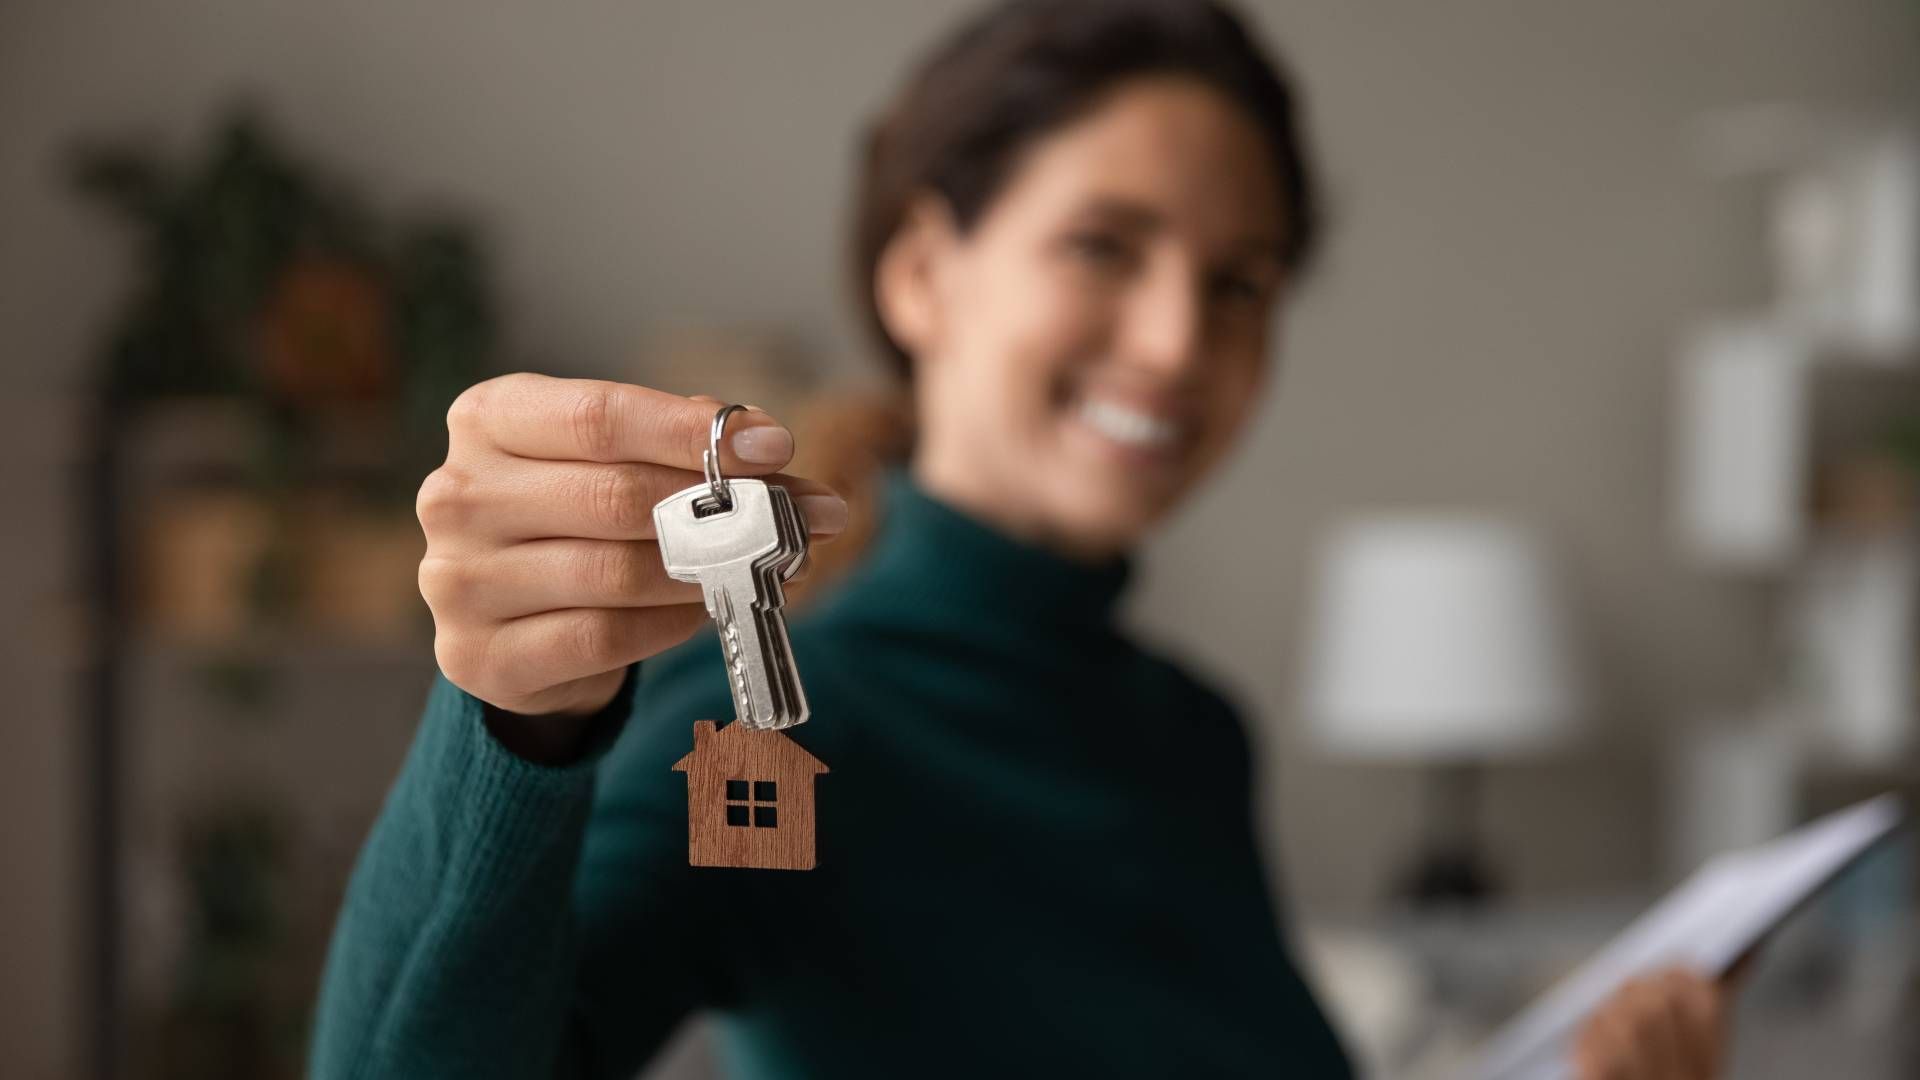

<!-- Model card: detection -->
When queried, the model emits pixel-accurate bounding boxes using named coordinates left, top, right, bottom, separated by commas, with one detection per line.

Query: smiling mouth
left=1074, top=397, right=1189, bottom=455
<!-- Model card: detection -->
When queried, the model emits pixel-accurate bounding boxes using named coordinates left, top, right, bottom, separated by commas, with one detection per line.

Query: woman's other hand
left=1571, top=966, right=1737, bottom=1080
left=416, top=373, right=846, bottom=759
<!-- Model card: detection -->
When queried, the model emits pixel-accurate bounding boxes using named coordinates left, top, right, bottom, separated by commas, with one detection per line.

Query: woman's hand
left=416, top=373, right=846, bottom=759
left=1571, top=966, right=1736, bottom=1080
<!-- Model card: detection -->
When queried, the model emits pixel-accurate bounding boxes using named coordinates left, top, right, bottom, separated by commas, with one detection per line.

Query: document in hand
left=1474, top=794, right=1906, bottom=1080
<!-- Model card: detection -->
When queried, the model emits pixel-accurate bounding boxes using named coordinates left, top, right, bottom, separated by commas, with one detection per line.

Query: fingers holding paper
left=1571, top=967, right=1733, bottom=1080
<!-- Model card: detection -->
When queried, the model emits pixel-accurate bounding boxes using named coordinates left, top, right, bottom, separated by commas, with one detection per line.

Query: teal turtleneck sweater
left=310, top=469, right=1352, bottom=1078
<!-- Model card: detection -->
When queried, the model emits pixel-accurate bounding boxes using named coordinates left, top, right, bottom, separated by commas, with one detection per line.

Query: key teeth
left=713, top=587, right=759, bottom=728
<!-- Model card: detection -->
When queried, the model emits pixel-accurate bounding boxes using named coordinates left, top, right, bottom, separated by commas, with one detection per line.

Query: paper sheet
left=1474, top=794, right=1905, bottom=1080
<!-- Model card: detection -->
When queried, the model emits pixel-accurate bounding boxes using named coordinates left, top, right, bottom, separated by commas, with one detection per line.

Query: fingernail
left=797, top=494, right=848, bottom=534
left=731, top=424, right=793, bottom=465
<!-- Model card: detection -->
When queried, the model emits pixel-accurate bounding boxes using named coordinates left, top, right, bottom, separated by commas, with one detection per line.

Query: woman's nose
left=1118, top=267, right=1205, bottom=378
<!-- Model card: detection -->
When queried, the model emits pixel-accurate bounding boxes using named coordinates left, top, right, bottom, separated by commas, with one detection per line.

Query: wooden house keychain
left=656, top=404, right=828, bottom=871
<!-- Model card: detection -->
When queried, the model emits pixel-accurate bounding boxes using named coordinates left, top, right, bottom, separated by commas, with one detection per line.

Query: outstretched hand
left=416, top=374, right=846, bottom=759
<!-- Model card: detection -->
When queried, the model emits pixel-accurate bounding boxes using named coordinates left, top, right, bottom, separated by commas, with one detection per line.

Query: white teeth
left=1078, top=398, right=1182, bottom=449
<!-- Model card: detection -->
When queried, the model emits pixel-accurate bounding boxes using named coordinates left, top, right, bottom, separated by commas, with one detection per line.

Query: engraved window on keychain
left=725, top=780, right=777, bottom=828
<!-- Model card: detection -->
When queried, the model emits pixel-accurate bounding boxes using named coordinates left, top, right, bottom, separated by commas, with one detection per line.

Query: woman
left=312, top=2, right=1736, bottom=1077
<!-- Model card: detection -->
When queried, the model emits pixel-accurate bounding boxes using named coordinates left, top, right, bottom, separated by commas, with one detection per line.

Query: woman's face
left=887, top=75, right=1291, bottom=557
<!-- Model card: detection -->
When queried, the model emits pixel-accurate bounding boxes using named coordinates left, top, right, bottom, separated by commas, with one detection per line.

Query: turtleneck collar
left=848, top=465, right=1133, bottom=628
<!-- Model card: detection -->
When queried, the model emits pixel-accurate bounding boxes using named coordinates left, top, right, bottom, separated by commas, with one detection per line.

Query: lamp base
left=1395, top=762, right=1500, bottom=909
left=1394, top=845, right=1499, bottom=908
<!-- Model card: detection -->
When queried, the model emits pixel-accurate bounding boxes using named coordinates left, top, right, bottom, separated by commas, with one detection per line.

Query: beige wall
left=4, top=2, right=1917, bottom=1075
left=1144, top=0, right=1920, bottom=909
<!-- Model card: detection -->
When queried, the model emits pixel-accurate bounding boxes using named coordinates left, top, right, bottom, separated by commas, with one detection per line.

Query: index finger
left=452, top=373, right=794, bottom=474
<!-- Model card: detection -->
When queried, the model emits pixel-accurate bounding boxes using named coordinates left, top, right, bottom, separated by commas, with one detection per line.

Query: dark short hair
left=849, top=0, right=1323, bottom=377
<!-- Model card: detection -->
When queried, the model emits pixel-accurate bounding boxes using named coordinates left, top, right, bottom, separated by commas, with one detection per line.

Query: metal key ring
left=703, top=403, right=748, bottom=507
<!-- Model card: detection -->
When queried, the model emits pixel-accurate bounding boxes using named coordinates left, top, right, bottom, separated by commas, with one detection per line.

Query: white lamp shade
left=1300, top=514, right=1585, bottom=760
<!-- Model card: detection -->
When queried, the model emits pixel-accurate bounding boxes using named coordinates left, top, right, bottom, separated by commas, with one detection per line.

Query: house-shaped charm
left=671, top=720, right=829, bottom=871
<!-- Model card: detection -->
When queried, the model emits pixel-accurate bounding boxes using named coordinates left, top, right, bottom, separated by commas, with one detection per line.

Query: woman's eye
left=1209, top=271, right=1268, bottom=305
left=1065, top=231, right=1134, bottom=268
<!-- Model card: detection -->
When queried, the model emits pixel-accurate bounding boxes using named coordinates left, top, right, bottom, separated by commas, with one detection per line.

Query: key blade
left=702, top=567, right=782, bottom=730
left=653, top=477, right=811, bottom=730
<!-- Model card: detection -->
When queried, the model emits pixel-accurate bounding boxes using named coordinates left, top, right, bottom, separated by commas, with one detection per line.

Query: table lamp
left=1300, top=514, right=1585, bottom=906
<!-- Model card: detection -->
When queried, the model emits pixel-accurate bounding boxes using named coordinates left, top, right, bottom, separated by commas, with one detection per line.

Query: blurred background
left=4, top=1, right=1919, bottom=1077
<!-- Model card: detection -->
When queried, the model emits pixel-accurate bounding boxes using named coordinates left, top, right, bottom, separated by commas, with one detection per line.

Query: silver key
left=654, top=478, right=810, bottom=730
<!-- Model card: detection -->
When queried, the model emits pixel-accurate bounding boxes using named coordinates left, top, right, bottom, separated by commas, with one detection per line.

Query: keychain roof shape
left=673, top=720, right=829, bottom=871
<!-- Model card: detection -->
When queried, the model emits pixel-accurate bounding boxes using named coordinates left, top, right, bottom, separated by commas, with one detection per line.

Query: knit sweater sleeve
left=308, top=648, right=736, bottom=1080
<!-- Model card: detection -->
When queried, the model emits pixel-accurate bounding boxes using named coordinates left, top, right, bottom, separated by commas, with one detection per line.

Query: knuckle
left=570, top=381, right=623, bottom=460
left=588, top=541, right=646, bottom=601
left=415, top=466, right=474, bottom=533
left=446, top=376, right=501, bottom=435
left=587, top=464, right=649, bottom=534
left=416, top=552, right=478, bottom=613
left=567, top=608, right=626, bottom=666
left=433, top=629, right=485, bottom=689
left=416, top=553, right=448, bottom=606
